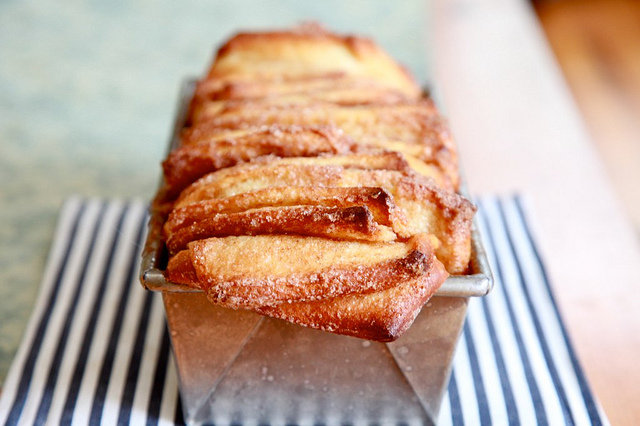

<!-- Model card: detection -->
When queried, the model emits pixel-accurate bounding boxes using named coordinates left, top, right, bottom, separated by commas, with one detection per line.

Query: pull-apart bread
left=156, top=25, right=476, bottom=341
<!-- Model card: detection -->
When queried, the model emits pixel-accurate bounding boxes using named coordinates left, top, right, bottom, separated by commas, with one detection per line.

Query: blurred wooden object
left=431, top=0, right=640, bottom=424
left=535, top=0, right=640, bottom=229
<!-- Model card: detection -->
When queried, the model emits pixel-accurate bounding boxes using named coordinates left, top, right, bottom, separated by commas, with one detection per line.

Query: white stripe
left=71, top=201, right=146, bottom=426
left=502, top=198, right=592, bottom=425
left=451, top=331, right=481, bottom=425
left=437, top=389, right=453, bottom=426
left=597, top=400, right=610, bottom=426
left=466, top=298, right=510, bottom=425
left=45, top=201, right=124, bottom=424
left=0, top=197, right=82, bottom=423
left=129, top=294, right=167, bottom=425
left=19, top=200, right=103, bottom=426
left=483, top=198, right=566, bottom=424
left=476, top=205, right=538, bottom=424
left=158, top=351, right=180, bottom=426
left=100, top=208, right=149, bottom=426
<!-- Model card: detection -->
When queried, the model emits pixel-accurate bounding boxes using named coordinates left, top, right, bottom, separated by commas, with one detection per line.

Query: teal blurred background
left=0, top=0, right=429, bottom=383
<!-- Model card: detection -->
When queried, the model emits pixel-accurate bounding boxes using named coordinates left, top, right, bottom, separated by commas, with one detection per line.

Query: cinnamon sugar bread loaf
left=156, top=24, right=475, bottom=341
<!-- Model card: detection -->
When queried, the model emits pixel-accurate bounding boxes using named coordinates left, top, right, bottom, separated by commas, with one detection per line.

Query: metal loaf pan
left=140, top=80, right=493, bottom=297
left=140, top=78, right=494, bottom=424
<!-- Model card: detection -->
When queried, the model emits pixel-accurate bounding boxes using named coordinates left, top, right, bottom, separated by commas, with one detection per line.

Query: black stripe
left=4, top=201, right=86, bottom=426
left=478, top=199, right=548, bottom=426
left=117, top=291, right=155, bottom=425
left=480, top=297, right=520, bottom=426
left=447, top=370, right=463, bottom=426
left=89, top=211, right=147, bottom=425
left=174, top=392, right=185, bottom=426
left=496, top=198, right=575, bottom=425
left=59, top=204, right=129, bottom=425
left=34, top=201, right=107, bottom=423
left=145, top=324, right=172, bottom=426
left=463, top=323, right=492, bottom=425
left=513, top=196, right=602, bottom=425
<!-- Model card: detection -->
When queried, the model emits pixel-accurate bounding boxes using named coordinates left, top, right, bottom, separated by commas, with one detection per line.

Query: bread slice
left=166, top=234, right=440, bottom=306
left=192, top=73, right=412, bottom=106
left=258, top=261, right=448, bottom=341
left=190, top=99, right=438, bottom=140
left=165, top=186, right=399, bottom=233
left=165, top=234, right=447, bottom=341
left=207, top=24, right=421, bottom=98
left=162, top=125, right=355, bottom=197
left=179, top=125, right=454, bottom=191
left=174, top=154, right=414, bottom=205
left=165, top=204, right=397, bottom=254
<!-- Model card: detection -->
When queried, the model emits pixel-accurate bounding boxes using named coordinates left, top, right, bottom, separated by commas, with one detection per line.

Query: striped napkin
left=0, top=196, right=607, bottom=425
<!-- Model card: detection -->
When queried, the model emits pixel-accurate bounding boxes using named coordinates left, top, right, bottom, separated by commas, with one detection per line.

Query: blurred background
left=1, top=0, right=639, bottom=391
left=534, top=0, right=640, bottom=230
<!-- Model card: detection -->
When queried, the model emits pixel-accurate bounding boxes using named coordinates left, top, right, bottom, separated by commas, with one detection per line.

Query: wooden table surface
left=431, top=0, right=640, bottom=424
left=536, top=0, right=640, bottom=230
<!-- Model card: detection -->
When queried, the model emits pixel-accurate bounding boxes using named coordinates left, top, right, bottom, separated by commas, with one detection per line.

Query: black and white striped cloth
left=439, top=198, right=607, bottom=426
left=0, top=196, right=608, bottom=425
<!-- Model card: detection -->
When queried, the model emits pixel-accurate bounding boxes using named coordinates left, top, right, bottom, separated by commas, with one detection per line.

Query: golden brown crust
left=165, top=205, right=396, bottom=254
left=193, top=73, right=411, bottom=106
left=165, top=250, right=199, bottom=288
left=208, top=24, right=421, bottom=98
left=257, top=259, right=448, bottom=341
left=165, top=186, right=400, bottom=235
left=163, top=125, right=355, bottom=197
left=179, top=123, right=453, bottom=190
left=174, top=154, right=415, bottom=206
left=191, top=98, right=436, bottom=132
left=167, top=234, right=436, bottom=308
